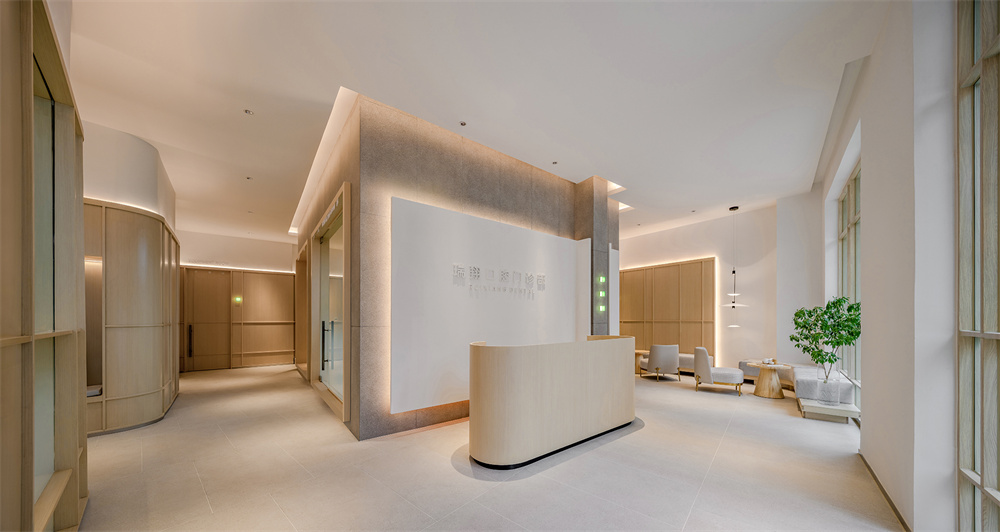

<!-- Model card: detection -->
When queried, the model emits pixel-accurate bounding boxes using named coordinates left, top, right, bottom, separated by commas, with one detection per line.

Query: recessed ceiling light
left=730, top=205, right=739, bottom=211
left=691, top=210, right=696, bottom=213
left=244, top=109, right=254, bottom=115
left=552, top=161, right=558, bottom=165
left=246, top=176, right=253, bottom=181
left=248, top=210, right=254, bottom=214
left=460, top=121, right=466, bottom=126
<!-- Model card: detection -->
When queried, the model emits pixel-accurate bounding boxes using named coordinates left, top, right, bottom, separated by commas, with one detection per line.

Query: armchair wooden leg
left=695, top=375, right=700, bottom=391
left=677, top=370, right=682, bottom=381
left=655, top=368, right=660, bottom=381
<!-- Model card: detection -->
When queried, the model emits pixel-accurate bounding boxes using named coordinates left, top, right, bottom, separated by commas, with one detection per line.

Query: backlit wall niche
left=619, top=257, right=716, bottom=356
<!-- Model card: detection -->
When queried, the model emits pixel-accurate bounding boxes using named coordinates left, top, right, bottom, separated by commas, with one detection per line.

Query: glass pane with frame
left=975, top=80, right=983, bottom=329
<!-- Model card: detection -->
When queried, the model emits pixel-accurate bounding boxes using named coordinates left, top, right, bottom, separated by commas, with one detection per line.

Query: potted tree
left=789, top=297, right=861, bottom=405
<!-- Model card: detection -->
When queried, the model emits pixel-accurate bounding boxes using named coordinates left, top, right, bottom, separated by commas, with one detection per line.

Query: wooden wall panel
left=243, top=352, right=294, bottom=367
left=105, top=327, right=164, bottom=398
left=181, top=267, right=296, bottom=372
left=105, top=209, right=163, bottom=326
left=85, top=402, right=102, bottom=433
left=651, top=322, right=680, bottom=347
left=620, top=322, right=644, bottom=345
left=187, top=269, right=231, bottom=324
left=620, top=270, right=644, bottom=321
left=679, top=262, right=703, bottom=321
left=191, top=355, right=231, bottom=371
left=620, top=257, right=715, bottom=358
left=702, top=260, right=715, bottom=322
left=231, top=324, right=243, bottom=356
left=244, top=324, right=294, bottom=354
left=231, top=271, right=243, bottom=324
left=191, top=323, right=230, bottom=358
left=244, top=272, right=295, bottom=322
left=83, top=205, right=102, bottom=258
left=680, top=322, right=701, bottom=354
left=105, top=393, right=162, bottom=431
left=652, top=265, right=679, bottom=321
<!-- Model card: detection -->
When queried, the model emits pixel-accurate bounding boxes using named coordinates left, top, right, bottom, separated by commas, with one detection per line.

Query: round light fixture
left=460, top=121, right=466, bottom=126
left=244, top=109, right=254, bottom=115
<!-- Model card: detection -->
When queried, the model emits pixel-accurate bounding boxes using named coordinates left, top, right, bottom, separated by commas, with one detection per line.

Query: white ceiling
left=68, top=1, right=888, bottom=244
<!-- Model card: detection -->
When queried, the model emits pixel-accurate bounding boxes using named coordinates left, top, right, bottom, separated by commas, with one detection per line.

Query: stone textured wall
left=357, top=97, right=584, bottom=439
left=300, top=94, right=619, bottom=440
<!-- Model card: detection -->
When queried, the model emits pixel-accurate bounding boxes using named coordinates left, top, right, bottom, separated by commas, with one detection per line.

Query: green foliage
left=788, top=297, right=861, bottom=381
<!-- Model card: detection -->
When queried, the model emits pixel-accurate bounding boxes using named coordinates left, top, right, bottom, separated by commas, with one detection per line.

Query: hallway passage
left=81, top=365, right=902, bottom=531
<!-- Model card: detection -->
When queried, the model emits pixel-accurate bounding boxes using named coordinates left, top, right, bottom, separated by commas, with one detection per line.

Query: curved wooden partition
left=469, top=335, right=635, bottom=469
left=84, top=199, right=180, bottom=433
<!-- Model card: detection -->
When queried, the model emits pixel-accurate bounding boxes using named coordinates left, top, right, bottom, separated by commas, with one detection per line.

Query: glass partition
left=320, top=215, right=345, bottom=400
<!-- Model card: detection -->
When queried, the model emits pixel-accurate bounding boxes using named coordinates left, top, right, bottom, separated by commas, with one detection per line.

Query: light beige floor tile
left=81, top=365, right=901, bottom=532
left=270, top=466, right=435, bottom=530
left=477, top=473, right=677, bottom=530
left=86, top=434, right=142, bottom=484
left=80, top=462, right=213, bottom=531
left=194, top=443, right=314, bottom=511
left=359, top=443, right=496, bottom=519
left=165, top=494, right=296, bottom=531
left=425, top=501, right=525, bottom=530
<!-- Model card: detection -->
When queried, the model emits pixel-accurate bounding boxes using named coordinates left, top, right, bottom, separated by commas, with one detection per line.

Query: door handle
left=188, top=324, right=193, bottom=357
left=321, top=320, right=329, bottom=370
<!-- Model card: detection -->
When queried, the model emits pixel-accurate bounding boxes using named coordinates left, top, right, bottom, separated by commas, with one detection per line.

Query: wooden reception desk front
left=469, top=335, right=635, bottom=469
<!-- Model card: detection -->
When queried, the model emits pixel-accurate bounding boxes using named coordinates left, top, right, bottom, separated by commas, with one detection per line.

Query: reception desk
left=469, top=335, right=635, bottom=469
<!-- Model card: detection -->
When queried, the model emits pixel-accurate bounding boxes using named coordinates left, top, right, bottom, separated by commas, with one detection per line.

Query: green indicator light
left=234, top=296, right=242, bottom=303
left=599, top=305, right=606, bottom=312
left=599, top=291, right=605, bottom=297
left=599, top=276, right=606, bottom=283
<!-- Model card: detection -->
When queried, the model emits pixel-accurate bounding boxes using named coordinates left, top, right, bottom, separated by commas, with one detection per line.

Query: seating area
left=639, top=347, right=861, bottom=422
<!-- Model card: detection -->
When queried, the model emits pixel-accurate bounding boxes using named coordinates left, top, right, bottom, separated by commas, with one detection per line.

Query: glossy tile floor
left=81, top=365, right=902, bottom=531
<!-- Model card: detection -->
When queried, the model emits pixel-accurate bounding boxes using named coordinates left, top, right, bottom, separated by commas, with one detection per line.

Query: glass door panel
left=320, top=215, right=345, bottom=400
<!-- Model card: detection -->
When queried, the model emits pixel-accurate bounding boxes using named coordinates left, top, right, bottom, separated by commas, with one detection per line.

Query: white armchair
left=639, top=344, right=680, bottom=381
left=694, top=347, right=743, bottom=396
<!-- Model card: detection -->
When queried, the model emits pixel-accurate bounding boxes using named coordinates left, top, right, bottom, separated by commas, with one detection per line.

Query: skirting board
left=859, top=453, right=911, bottom=532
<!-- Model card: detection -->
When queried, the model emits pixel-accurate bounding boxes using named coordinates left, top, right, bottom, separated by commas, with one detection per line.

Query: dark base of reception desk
left=471, top=420, right=634, bottom=470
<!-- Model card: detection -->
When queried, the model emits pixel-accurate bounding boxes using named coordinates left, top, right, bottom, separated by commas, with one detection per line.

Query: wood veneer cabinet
left=181, top=267, right=295, bottom=371
left=0, top=2, right=90, bottom=529
left=619, top=257, right=715, bottom=355
left=83, top=199, right=181, bottom=434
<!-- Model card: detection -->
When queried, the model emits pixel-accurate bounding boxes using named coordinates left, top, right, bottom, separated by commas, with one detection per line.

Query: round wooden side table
left=748, top=363, right=790, bottom=399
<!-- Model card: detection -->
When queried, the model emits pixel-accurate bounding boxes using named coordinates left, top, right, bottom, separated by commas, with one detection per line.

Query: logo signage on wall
left=453, top=263, right=546, bottom=300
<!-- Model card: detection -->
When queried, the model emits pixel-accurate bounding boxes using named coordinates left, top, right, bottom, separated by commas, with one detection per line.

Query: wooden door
left=184, top=269, right=231, bottom=370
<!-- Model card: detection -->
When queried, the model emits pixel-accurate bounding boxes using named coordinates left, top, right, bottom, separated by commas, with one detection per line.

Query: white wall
left=390, top=198, right=589, bottom=413
left=775, top=184, right=825, bottom=364
left=911, top=1, right=956, bottom=528
left=82, top=121, right=177, bottom=227
left=177, top=230, right=296, bottom=273
left=619, top=205, right=777, bottom=369
left=807, top=2, right=956, bottom=528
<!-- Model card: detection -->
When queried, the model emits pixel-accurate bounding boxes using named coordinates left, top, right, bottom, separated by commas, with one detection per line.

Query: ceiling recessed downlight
left=460, top=121, right=466, bottom=126
left=552, top=161, right=558, bottom=165
left=244, top=109, right=254, bottom=115
left=245, top=176, right=253, bottom=181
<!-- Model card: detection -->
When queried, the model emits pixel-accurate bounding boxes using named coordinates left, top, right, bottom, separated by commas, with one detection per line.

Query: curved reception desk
left=469, top=335, right=635, bottom=469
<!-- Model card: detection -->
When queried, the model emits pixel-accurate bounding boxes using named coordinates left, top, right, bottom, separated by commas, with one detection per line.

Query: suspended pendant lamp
left=723, top=206, right=746, bottom=328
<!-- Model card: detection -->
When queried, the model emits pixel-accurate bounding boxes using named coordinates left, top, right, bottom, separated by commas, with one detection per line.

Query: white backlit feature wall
left=391, top=197, right=591, bottom=414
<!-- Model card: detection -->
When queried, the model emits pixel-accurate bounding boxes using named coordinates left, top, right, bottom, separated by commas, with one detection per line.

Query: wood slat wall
left=619, top=257, right=715, bottom=356
left=181, top=268, right=295, bottom=371
left=1, top=2, right=89, bottom=528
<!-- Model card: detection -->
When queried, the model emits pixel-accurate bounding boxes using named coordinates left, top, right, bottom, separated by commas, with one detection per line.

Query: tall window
left=838, top=168, right=861, bottom=409
left=958, top=1, right=999, bottom=529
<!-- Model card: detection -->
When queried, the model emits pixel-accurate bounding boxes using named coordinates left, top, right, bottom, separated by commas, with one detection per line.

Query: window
left=838, top=168, right=861, bottom=409
left=958, top=2, right=1000, bottom=529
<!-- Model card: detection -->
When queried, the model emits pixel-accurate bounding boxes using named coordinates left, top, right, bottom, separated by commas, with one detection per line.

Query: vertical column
left=574, top=176, right=618, bottom=335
